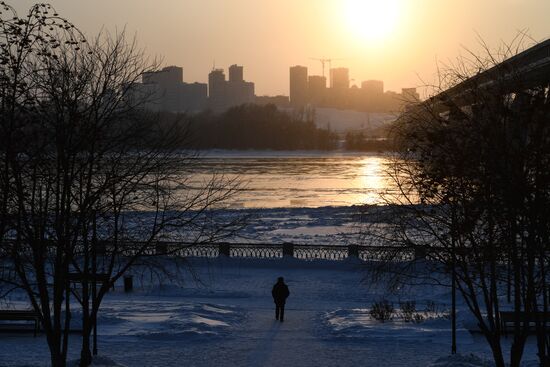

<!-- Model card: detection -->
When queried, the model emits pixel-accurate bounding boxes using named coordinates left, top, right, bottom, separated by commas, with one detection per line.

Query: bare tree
left=0, top=4, right=90, bottom=365
left=363, top=35, right=550, bottom=367
left=0, top=3, right=244, bottom=367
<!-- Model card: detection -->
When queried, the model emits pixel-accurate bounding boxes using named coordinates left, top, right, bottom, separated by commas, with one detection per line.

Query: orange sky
left=13, top=0, right=550, bottom=97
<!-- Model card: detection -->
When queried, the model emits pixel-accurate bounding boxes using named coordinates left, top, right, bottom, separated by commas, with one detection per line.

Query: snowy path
left=237, top=305, right=453, bottom=367
left=245, top=308, right=321, bottom=367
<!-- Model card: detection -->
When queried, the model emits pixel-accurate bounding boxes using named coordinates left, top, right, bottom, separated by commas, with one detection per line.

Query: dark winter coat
left=272, top=281, right=290, bottom=305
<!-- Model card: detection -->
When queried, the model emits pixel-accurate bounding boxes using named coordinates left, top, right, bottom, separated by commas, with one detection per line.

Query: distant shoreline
left=193, top=149, right=393, bottom=158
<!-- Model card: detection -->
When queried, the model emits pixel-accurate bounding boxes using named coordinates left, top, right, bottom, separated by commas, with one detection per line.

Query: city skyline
left=10, top=0, right=550, bottom=96
left=134, top=61, right=416, bottom=114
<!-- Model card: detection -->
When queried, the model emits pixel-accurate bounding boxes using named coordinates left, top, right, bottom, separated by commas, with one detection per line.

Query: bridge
left=418, top=38, right=550, bottom=113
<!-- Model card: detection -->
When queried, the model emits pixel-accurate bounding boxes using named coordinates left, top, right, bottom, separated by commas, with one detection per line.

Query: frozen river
left=185, top=151, right=400, bottom=209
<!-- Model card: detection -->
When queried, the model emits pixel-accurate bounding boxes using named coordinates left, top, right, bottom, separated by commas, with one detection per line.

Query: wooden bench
left=0, top=310, right=41, bottom=336
left=500, top=311, right=550, bottom=336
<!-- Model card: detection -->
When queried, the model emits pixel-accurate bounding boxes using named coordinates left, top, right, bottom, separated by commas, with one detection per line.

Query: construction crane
left=309, top=57, right=347, bottom=78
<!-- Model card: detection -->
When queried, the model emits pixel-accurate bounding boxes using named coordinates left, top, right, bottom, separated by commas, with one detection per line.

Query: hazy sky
left=12, top=0, right=550, bottom=96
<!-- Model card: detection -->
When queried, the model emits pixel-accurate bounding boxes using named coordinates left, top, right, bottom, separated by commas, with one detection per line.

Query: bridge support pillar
left=283, top=243, right=294, bottom=257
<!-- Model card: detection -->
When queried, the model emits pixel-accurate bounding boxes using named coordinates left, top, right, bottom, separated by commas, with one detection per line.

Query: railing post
left=219, top=243, right=231, bottom=257
left=348, top=245, right=359, bottom=258
left=414, top=246, right=427, bottom=261
left=95, top=241, right=107, bottom=256
left=123, top=275, right=133, bottom=293
left=155, top=242, right=168, bottom=255
left=283, top=243, right=294, bottom=258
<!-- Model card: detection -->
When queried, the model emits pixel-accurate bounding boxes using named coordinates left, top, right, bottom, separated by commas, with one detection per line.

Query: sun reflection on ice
left=355, top=157, right=389, bottom=205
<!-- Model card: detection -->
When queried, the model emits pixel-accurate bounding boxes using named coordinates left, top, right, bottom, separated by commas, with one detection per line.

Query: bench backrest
left=0, top=310, right=40, bottom=318
left=500, top=311, right=550, bottom=323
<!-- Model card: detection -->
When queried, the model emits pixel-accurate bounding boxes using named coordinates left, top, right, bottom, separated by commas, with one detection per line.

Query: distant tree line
left=156, top=104, right=399, bottom=152
left=344, top=131, right=394, bottom=152
left=184, top=104, right=339, bottom=150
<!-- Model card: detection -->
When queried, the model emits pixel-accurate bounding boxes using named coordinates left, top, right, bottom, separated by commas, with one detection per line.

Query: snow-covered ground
left=313, top=108, right=397, bottom=133
left=0, top=256, right=541, bottom=367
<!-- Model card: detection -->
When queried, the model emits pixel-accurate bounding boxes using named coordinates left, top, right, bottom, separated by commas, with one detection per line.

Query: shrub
left=400, top=300, right=416, bottom=322
left=370, top=300, right=395, bottom=322
left=425, top=300, right=438, bottom=314
left=423, top=301, right=451, bottom=320
left=412, top=313, right=425, bottom=323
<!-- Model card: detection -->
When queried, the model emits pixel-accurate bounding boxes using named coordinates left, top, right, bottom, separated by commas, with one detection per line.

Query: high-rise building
left=138, top=66, right=207, bottom=113
left=208, top=69, right=226, bottom=99
left=402, top=88, right=420, bottom=103
left=358, top=80, right=385, bottom=112
left=181, top=83, right=208, bottom=112
left=330, top=68, right=349, bottom=89
left=308, top=75, right=327, bottom=105
left=208, top=66, right=255, bottom=111
left=309, top=75, right=326, bottom=90
left=228, top=64, right=244, bottom=83
left=361, top=80, right=384, bottom=95
left=289, top=66, right=308, bottom=106
left=142, top=66, right=183, bottom=85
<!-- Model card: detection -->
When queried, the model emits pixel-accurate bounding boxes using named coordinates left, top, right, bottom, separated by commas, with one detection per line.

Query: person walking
left=272, top=277, right=290, bottom=322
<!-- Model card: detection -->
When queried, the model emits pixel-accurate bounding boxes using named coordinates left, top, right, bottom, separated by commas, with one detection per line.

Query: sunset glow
left=7, top=0, right=548, bottom=96
left=2, top=1, right=550, bottom=366
left=343, top=0, right=402, bottom=43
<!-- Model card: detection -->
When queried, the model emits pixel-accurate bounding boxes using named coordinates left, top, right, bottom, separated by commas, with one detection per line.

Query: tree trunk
left=80, top=282, right=93, bottom=367
left=80, top=333, right=92, bottom=367
left=50, top=354, right=66, bottom=367
left=487, top=334, right=506, bottom=367
left=48, top=336, right=67, bottom=367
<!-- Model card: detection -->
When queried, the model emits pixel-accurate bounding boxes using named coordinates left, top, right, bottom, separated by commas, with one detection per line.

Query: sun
left=344, top=0, right=402, bottom=42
